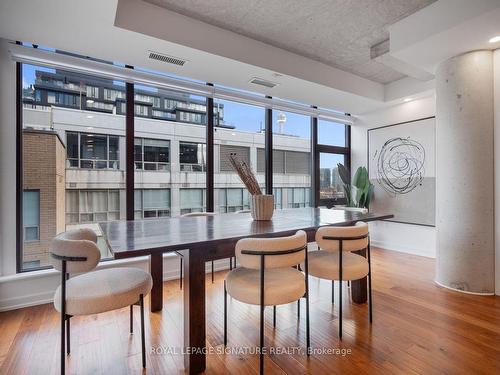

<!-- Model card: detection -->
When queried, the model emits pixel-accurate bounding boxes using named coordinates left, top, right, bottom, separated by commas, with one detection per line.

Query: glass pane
left=21, top=62, right=126, bottom=270
left=214, top=99, right=265, bottom=211
left=318, top=119, right=346, bottom=147
left=319, top=153, right=346, bottom=203
left=272, top=110, right=311, bottom=209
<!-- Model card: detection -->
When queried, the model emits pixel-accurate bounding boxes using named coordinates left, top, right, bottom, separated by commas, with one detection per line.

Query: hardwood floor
left=1, top=248, right=499, bottom=374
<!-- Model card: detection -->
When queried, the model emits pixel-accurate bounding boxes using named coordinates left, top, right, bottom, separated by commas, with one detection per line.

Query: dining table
left=99, top=207, right=393, bottom=374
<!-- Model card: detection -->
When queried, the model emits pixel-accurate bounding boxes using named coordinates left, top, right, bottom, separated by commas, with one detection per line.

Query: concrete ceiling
left=145, top=0, right=437, bottom=84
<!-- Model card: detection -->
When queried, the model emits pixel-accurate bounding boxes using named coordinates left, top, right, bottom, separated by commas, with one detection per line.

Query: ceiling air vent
left=148, top=51, right=187, bottom=66
left=249, top=77, right=278, bottom=89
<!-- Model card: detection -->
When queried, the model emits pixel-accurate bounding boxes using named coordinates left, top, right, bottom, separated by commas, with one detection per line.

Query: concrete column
left=436, top=50, right=494, bottom=294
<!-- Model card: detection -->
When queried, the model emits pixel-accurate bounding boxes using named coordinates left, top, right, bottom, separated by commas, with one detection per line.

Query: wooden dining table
left=100, top=207, right=393, bottom=374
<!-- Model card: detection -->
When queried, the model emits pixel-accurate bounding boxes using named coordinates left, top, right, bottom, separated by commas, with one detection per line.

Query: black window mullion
left=125, top=65, right=135, bottom=221
left=311, top=111, right=319, bottom=207
left=206, top=83, right=214, bottom=212
left=265, top=97, right=273, bottom=194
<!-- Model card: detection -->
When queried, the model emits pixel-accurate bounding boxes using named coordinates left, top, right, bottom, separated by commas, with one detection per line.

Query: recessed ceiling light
left=488, top=35, right=500, bottom=43
left=86, top=115, right=94, bottom=119
left=403, top=97, right=413, bottom=102
left=86, top=99, right=94, bottom=104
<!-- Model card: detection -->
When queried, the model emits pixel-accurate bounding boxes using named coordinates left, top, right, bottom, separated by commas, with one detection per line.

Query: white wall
left=494, top=48, right=500, bottom=295
left=352, top=96, right=437, bottom=258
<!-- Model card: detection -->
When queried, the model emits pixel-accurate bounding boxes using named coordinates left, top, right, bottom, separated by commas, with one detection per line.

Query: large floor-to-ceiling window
left=213, top=99, right=265, bottom=213
left=272, top=110, right=311, bottom=208
left=16, top=45, right=351, bottom=272
left=20, top=63, right=127, bottom=270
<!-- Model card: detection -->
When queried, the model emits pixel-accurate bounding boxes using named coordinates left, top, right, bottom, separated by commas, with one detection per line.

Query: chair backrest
left=50, top=228, right=101, bottom=274
left=315, top=222, right=369, bottom=252
left=181, top=212, right=217, bottom=217
left=235, top=230, right=307, bottom=269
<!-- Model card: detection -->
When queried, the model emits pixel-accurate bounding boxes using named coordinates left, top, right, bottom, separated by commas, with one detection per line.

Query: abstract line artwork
left=368, top=117, right=435, bottom=226
left=375, top=137, right=425, bottom=195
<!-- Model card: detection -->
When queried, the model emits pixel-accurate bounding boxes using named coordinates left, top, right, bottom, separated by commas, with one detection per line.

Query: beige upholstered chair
left=308, top=222, right=371, bottom=339
left=51, top=228, right=152, bottom=374
left=224, top=230, right=310, bottom=374
left=181, top=212, right=236, bottom=282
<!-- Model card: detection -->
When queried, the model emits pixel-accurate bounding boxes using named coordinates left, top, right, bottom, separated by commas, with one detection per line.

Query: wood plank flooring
left=0, top=248, right=499, bottom=374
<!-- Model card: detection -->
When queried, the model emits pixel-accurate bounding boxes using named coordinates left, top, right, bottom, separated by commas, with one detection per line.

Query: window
left=135, top=189, right=170, bottom=219
left=86, top=85, right=99, bottom=99
left=273, top=188, right=283, bottom=209
left=23, top=190, right=40, bottom=241
left=85, top=101, right=113, bottom=111
left=66, top=190, right=120, bottom=223
left=104, top=88, right=125, bottom=101
left=135, top=104, right=150, bottom=117
left=319, top=153, right=346, bottom=204
left=135, top=93, right=155, bottom=104
left=180, top=142, right=206, bottom=172
left=180, top=189, right=206, bottom=214
left=152, top=110, right=176, bottom=120
left=134, top=138, right=170, bottom=171
left=218, top=188, right=250, bottom=213
left=318, top=119, right=346, bottom=147
left=272, top=110, right=311, bottom=207
left=20, top=63, right=127, bottom=271
left=219, top=145, right=250, bottom=172
left=47, top=91, right=79, bottom=107
left=66, top=132, right=120, bottom=169
left=286, top=187, right=310, bottom=208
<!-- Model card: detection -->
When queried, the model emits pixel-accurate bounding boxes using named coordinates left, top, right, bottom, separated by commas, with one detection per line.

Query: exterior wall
left=22, top=130, right=65, bottom=267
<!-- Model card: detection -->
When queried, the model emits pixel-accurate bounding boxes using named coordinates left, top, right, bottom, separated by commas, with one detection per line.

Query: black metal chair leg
left=273, top=306, right=276, bottom=328
left=347, top=280, right=350, bottom=287
left=60, top=262, right=66, bottom=375
left=368, top=243, right=373, bottom=324
left=260, top=303, right=265, bottom=374
left=339, top=248, right=343, bottom=340
left=224, top=280, right=228, bottom=346
left=229, top=257, right=233, bottom=270
left=332, top=280, right=335, bottom=304
left=140, top=294, right=146, bottom=368
left=130, top=305, right=134, bottom=334
left=180, top=256, right=183, bottom=290
left=66, top=316, right=71, bottom=355
left=297, top=299, right=300, bottom=319
left=211, top=261, right=214, bottom=283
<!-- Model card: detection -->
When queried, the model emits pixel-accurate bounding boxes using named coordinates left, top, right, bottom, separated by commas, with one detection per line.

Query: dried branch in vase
left=229, top=153, right=262, bottom=195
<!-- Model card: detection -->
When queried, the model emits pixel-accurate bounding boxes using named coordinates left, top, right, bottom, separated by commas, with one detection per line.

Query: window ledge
left=0, top=252, right=178, bottom=283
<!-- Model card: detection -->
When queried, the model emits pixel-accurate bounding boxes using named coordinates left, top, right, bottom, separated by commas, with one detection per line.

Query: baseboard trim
left=371, top=239, right=435, bottom=258
left=434, top=279, right=495, bottom=296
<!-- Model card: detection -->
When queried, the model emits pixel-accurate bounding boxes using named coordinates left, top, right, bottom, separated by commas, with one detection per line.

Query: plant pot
left=250, top=194, right=274, bottom=221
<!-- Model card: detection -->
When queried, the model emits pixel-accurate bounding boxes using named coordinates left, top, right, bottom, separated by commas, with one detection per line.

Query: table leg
left=182, top=248, right=206, bottom=374
left=351, top=248, right=368, bottom=304
left=149, top=253, right=163, bottom=312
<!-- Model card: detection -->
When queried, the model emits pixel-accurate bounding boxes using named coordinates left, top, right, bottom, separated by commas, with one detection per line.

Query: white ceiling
left=145, top=0, right=436, bottom=84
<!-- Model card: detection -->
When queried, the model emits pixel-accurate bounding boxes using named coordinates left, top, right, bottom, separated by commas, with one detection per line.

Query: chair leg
left=305, top=295, right=310, bottom=356
left=331, top=280, right=335, bottom=304
left=297, top=299, right=300, bottom=319
left=339, top=280, right=342, bottom=340
left=347, top=280, right=351, bottom=288
left=180, top=256, right=183, bottom=290
left=224, top=280, right=228, bottom=346
left=368, top=242, right=373, bottom=324
left=130, top=305, right=134, bottom=334
left=66, top=316, right=71, bottom=355
left=260, top=303, right=264, bottom=374
left=140, top=294, right=146, bottom=368
left=273, top=306, right=276, bottom=328
left=211, top=261, right=214, bottom=283
left=229, top=258, right=233, bottom=270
